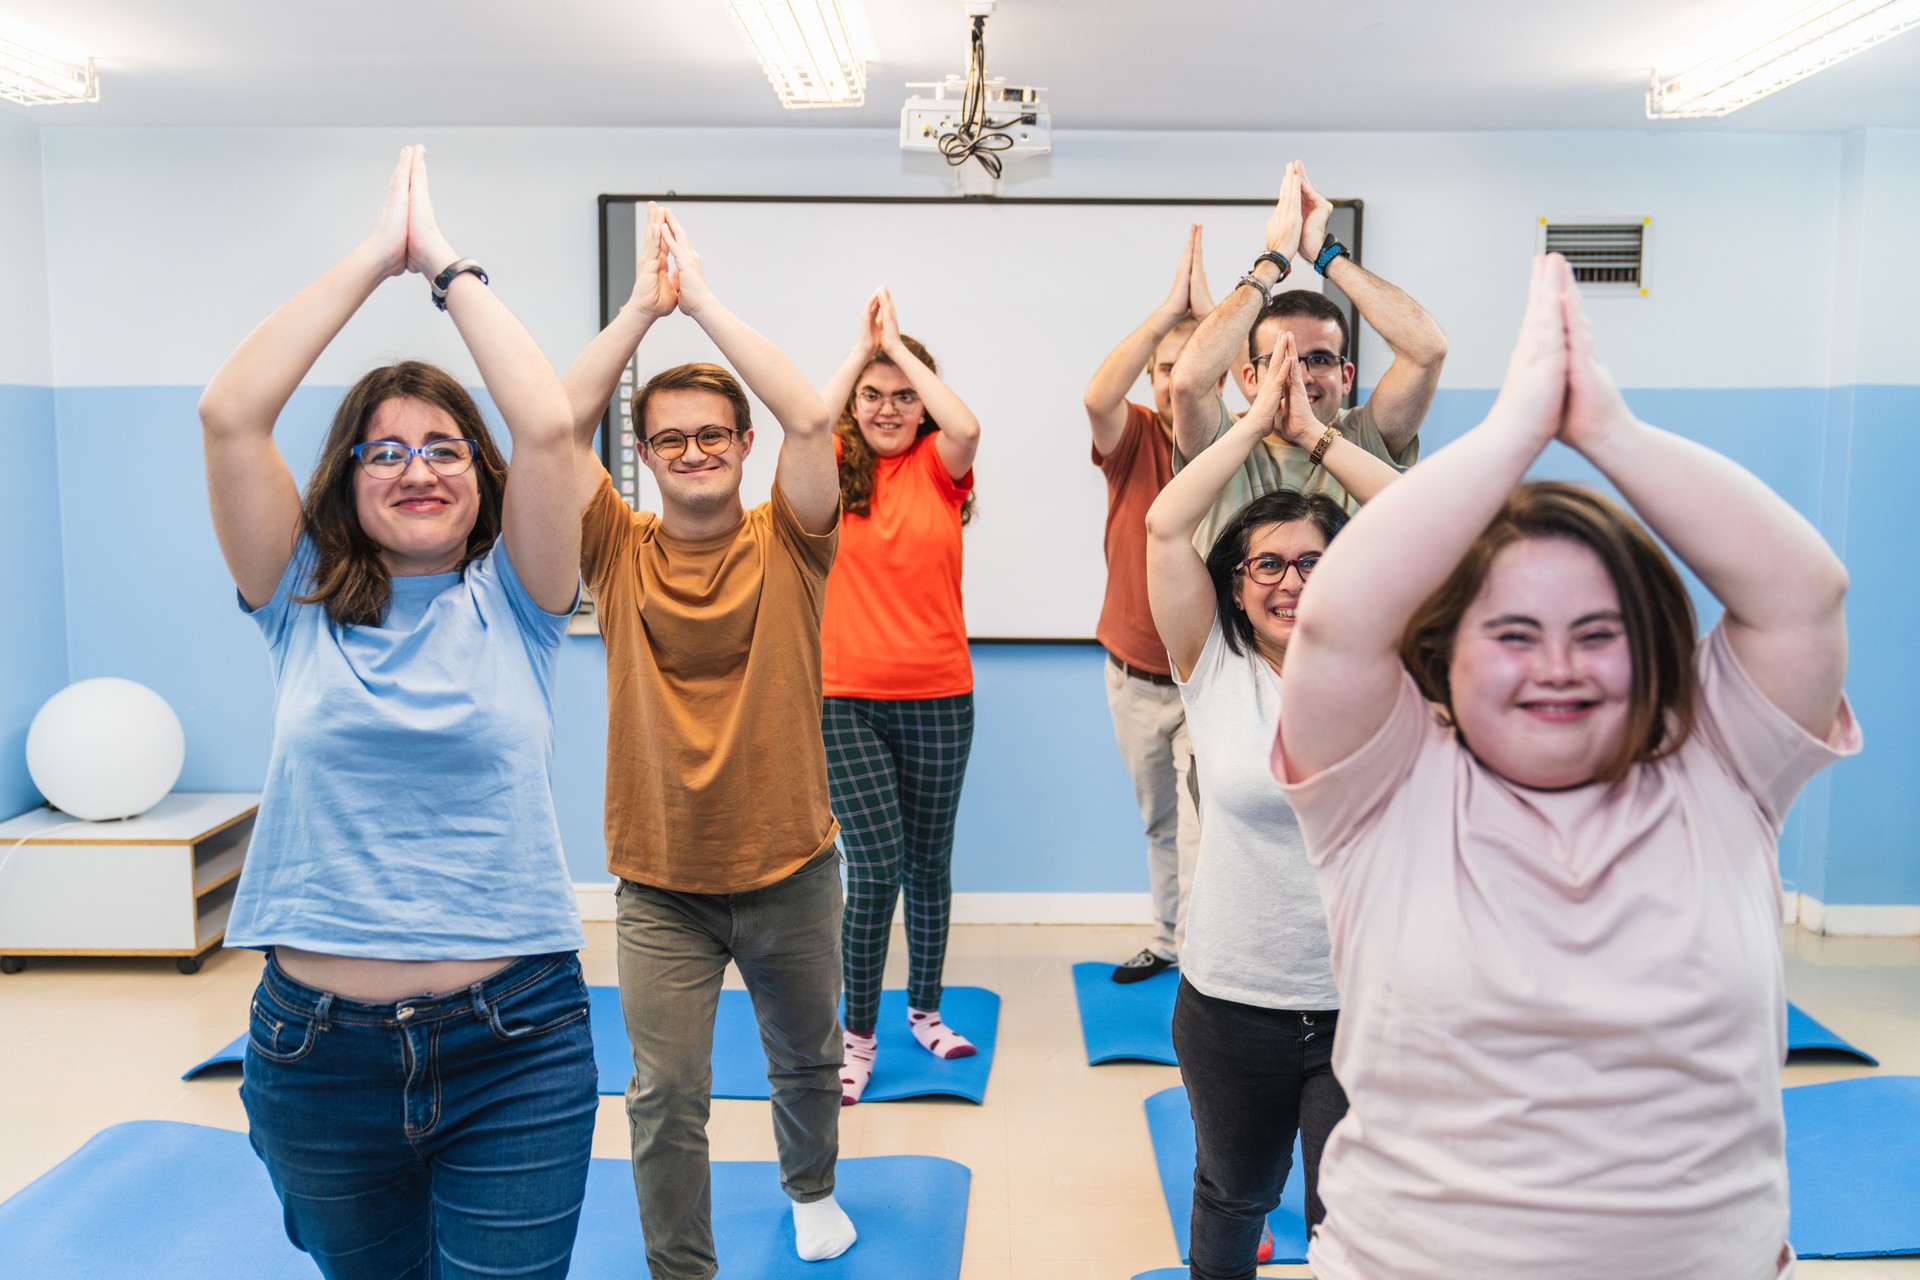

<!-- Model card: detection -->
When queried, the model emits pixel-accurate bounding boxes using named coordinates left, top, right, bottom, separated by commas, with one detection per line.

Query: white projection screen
left=596, top=195, right=1363, bottom=641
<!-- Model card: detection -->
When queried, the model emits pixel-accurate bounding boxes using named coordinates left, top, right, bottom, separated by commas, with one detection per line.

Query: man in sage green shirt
left=1170, top=160, right=1447, bottom=555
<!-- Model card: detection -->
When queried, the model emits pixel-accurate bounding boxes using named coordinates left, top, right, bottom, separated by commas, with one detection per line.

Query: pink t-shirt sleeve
left=1691, top=622, right=1862, bottom=830
left=1274, top=671, right=1436, bottom=868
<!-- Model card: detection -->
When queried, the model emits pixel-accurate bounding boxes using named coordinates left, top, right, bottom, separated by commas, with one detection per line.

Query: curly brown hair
left=1398, top=480, right=1698, bottom=783
left=297, top=360, right=508, bottom=627
left=834, top=335, right=976, bottom=527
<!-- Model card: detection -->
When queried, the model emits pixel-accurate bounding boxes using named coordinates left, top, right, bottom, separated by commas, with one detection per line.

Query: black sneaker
left=1111, top=950, right=1174, bottom=984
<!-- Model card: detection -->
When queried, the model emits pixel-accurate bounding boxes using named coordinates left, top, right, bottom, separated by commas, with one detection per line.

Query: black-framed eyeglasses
left=856, top=387, right=921, bottom=410
left=1233, top=553, right=1322, bottom=586
left=643, top=426, right=744, bottom=461
left=351, top=438, right=479, bottom=479
left=1250, top=351, right=1344, bottom=374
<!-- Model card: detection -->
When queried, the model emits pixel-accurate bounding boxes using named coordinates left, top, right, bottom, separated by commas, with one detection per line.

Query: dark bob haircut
left=1204, top=489, right=1349, bottom=657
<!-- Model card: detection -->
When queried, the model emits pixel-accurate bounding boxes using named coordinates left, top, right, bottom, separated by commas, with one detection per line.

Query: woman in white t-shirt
left=1144, top=337, right=1400, bottom=1279
left=1273, top=255, right=1858, bottom=1280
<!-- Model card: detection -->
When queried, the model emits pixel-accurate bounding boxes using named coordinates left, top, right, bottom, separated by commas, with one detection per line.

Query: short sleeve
left=1095, top=402, right=1153, bottom=473
left=1172, top=614, right=1229, bottom=706
left=1691, top=622, right=1862, bottom=829
left=242, top=534, right=319, bottom=652
left=1170, top=395, right=1233, bottom=473
left=1336, top=401, right=1416, bottom=468
left=1274, top=670, right=1436, bottom=867
left=475, top=537, right=576, bottom=651
left=580, top=470, right=639, bottom=597
left=915, top=431, right=974, bottom=503
left=770, top=479, right=839, bottom=578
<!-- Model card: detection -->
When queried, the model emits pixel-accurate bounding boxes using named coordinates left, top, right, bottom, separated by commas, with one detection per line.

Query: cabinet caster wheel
left=0, top=957, right=23, bottom=974
left=176, top=957, right=203, bottom=975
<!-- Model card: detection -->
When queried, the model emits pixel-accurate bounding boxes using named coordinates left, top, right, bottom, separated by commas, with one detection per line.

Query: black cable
left=933, top=14, right=1018, bottom=179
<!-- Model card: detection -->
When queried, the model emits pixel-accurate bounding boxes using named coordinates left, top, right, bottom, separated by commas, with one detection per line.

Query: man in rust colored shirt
left=563, top=204, right=853, bottom=1278
left=1082, top=225, right=1226, bottom=985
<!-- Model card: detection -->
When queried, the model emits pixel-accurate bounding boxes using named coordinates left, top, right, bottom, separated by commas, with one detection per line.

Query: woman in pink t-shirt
left=1274, top=254, right=1858, bottom=1280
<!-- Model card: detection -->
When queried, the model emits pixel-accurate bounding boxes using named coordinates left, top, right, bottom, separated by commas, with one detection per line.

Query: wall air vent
left=1537, top=218, right=1650, bottom=296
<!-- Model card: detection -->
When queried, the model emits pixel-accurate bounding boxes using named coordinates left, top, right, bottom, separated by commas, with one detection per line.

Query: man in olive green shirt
left=1170, top=160, right=1447, bottom=554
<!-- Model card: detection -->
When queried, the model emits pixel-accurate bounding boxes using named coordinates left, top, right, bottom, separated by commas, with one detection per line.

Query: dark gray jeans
left=614, top=850, right=845, bottom=1280
left=1172, top=977, right=1348, bottom=1280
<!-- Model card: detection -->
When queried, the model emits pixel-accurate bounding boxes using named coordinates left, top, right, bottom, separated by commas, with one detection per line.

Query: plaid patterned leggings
left=822, top=693, right=975, bottom=1035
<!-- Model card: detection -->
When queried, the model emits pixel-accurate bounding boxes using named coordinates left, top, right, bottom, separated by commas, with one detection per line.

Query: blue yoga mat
left=1786, top=1002, right=1879, bottom=1065
left=1145, top=1085, right=1309, bottom=1267
left=189, top=984, right=998, bottom=1104
left=0, top=1120, right=970, bottom=1279
left=1785, top=1075, right=1920, bottom=1258
left=1072, top=961, right=1178, bottom=1065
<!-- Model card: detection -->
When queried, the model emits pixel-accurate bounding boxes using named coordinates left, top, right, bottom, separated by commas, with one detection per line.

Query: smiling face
left=851, top=360, right=925, bottom=459
left=1243, top=313, right=1354, bottom=426
left=352, top=396, right=481, bottom=576
left=639, top=387, right=752, bottom=518
left=1233, top=519, right=1330, bottom=663
left=1446, top=537, right=1633, bottom=790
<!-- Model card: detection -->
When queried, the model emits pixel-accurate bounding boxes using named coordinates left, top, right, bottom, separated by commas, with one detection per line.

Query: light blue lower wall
left=0, top=385, right=69, bottom=817
left=34, top=383, right=1913, bottom=904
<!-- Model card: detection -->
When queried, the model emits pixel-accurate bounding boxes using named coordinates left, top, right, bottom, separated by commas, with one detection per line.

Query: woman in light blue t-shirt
left=1143, top=336, right=1400, bottom=1280
left=200, top=146, right=592, bottom=1279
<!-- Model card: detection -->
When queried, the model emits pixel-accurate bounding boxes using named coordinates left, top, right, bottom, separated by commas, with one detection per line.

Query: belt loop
left=469, top=982, right=490, bottom=1021
left=313, top=992, right=334, bottom=1031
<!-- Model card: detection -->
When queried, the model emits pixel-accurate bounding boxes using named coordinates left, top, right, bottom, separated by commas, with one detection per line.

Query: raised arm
left=1085, top=225, right=1199, bottom=456
left=819, top=289, right=884, bottom=433
left=1171, top=163, right=1302, bottom=460
left=1558, top=275, right=1847, bottom=735
left=403, top=150, right=577, bottom=614
left=1280, top=255, right=1569, bottom=778
left=661, top=208, right=837, bottom=534
left=871, top=287, right=979, bottom=481
left=560, top=201, right=678, bottom=507
left=1297, top=168, right=1445, bottom=459
left=1146, top=337, right=1292, bottom=680
left=199, top=148, right=414, bottom=608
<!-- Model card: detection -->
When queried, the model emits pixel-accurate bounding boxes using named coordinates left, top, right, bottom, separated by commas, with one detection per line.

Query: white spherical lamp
left=26, top=678, right=186, bottom=821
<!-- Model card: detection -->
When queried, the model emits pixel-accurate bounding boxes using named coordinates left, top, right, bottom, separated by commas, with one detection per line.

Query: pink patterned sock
left=840, top=1029, right=877, bottom=1106
left=907, top=1007, right=977, bottom=1060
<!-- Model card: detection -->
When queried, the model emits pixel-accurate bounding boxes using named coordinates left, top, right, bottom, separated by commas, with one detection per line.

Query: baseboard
left=572, top=884, right=1149, bottom=926
left=1785, top=891, right=1920, bottom=937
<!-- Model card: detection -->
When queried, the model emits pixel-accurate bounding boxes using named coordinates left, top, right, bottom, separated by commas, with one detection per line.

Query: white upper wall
left=0, top=117, right=52, bottom=386
left=36, top=125, right=1855, bottom=391
left=1832, top=128, right=1920, bottom=387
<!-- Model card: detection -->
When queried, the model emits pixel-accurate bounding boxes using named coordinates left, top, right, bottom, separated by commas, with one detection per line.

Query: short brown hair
left=632, top=361, right=753, bottom=441
left=1249, top=290, right=1350, bottom=362
left=1398, top=481, right=1698, bottom=783
left=298, top=360, right=508, bottom=628
left=835, top=335, right=976, bottom=526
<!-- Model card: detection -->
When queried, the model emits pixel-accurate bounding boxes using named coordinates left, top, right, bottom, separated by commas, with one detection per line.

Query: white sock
left=792, top=1193, right=858, bottom=1262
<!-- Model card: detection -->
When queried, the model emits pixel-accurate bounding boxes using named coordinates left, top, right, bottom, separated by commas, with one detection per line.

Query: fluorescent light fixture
left=725, top=0, right=866, bottom=109
left=0, top=34, right=98, bottom=106
left=1648, top=0, right=1920, bottom=118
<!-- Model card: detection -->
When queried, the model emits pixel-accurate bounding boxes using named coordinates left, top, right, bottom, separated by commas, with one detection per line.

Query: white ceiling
left=1, top=0, right=1916, bottom=133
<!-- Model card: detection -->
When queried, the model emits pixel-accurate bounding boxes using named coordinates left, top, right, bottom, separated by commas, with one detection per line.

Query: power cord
left=933, top=14, right=1029, bottom=179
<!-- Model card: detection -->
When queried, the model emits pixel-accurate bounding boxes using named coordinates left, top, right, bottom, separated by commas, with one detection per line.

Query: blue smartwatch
left=1313, top=240, right=1350, bottom=276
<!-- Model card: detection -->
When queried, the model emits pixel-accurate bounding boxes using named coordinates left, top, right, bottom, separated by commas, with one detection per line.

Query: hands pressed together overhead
left=366, top=145, right=459, bottom=281
left=1245, top=332, right=1324, bottom=450
left=1264, top=160, right=1335, bottom=263
left=1492, top=252, right=1636, bottom=455
left=1157, top=223, right=1213, bottom=324
left=630, top=200, right=714, bottom=321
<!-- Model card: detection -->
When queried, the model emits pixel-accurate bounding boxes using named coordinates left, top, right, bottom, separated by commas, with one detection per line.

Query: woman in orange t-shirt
left=819, top=287, right=981, bottom=1104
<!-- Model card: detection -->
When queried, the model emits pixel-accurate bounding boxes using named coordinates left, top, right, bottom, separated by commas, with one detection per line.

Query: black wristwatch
left=1313, top=240, right=1350, bottom=276
left=431, top=258, right=489, bottom=311
left=1253, top=250, right=1292, bottom=283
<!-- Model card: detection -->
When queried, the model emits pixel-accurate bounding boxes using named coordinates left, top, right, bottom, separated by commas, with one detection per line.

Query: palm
left=367, top=147, right=412, bottom=277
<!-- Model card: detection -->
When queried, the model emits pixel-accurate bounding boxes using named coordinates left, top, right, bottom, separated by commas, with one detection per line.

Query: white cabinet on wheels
left=0, top=792, right=260, bottom=974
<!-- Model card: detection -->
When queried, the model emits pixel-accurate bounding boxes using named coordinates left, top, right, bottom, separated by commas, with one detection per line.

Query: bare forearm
left=820, top=343, right=871, bottom=430
left=1146, top=416, right=1267, bottom=546
left=563, top=304, right=658, bottom=444
left=1086, top=310, right=1180, bottom=414
left=1327, top=257, right=1445, bottom=365
left=687, top=295, right=828, bottom=437
left=442, top=277, right=571, bottom=449
left=200, top=244, right=388, bottom=438
left=1580, top=419, right=1846, bottom=629
left=1318, top=436, right=1400, bottom=505
left=886, top=339, right=979, bottom=449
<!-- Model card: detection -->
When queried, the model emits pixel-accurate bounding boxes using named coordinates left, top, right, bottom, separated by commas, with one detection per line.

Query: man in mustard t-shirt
left=562, top=203, right=852, bottom=1278
left=1170, top=160, right=1447, bottom=554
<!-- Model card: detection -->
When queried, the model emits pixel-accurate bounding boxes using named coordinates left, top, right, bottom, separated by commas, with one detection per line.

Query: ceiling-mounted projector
left=900, top=76, right=1051, bottom=164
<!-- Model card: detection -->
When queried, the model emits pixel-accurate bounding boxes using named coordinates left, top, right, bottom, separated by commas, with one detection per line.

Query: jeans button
left=1302, top=1013, right=1314, bottom=1026
left=397, top=1007, right=414, bottom=1021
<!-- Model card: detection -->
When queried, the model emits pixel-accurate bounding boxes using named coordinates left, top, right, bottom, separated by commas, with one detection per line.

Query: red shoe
left=1256, top=1221, right=1275, bottom=1263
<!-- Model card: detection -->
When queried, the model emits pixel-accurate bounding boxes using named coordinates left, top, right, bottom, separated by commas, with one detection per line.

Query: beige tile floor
left=1, top=923, right=1916, bottom=1278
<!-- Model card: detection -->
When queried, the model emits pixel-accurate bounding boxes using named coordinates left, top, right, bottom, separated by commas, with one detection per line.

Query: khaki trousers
left=1104, top=656, right=1202, bottom=960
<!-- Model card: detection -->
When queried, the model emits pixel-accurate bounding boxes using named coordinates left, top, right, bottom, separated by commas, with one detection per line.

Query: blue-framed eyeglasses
left=351, top=438, right=479, bottom=479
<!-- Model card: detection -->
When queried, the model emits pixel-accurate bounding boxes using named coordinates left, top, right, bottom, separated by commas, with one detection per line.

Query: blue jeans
left=240, top=951, right=598, bottom=1280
